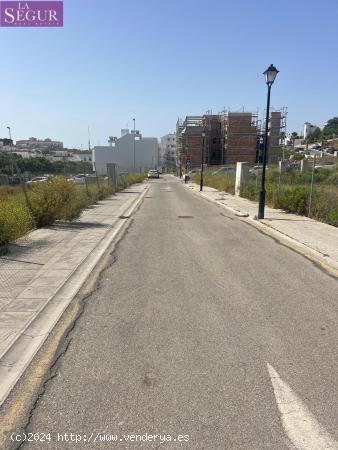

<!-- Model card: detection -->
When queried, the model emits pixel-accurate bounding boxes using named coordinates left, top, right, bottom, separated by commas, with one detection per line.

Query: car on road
left=323, top=147, right=336, bottom=154
left=26, top=176, right=49, bottom=184
left=68, top=175, right=87, bottom=185
left=212, top=166, right=236, bottom=175
left=249, top=165, right=269, bottom=173
left=8, top=176, right=21, bottom=185
left=148, top=169, right=160, bottom=179
left=315, top=162, right=336, bottom=170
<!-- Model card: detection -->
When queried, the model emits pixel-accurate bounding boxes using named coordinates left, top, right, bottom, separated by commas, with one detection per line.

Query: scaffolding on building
left=258, top=107, right=288, bottom=163
left=220, top=111, right=258, bottom=164
left=176, top=116, right=204, bottom=170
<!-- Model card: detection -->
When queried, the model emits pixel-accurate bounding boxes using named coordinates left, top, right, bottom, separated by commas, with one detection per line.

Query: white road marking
left=267, top=363, right=338, bottom=450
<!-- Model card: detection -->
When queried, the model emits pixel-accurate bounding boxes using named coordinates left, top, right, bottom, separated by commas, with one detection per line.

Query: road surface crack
left=15, top=249, right=125, bottom=449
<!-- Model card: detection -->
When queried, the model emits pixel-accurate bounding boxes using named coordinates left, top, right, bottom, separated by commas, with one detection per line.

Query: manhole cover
left=178, top=216, right=194, bottom=219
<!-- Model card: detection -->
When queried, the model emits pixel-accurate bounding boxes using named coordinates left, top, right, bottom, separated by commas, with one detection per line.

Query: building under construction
left=221, top=112, right=258, bottom=164
left=266, top=108, right=287, bottom=163
left=176, top=108, right=287, bottom=170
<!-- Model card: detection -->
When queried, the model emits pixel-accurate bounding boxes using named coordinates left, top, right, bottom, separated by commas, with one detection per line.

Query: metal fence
left=239, top=155, right=338, bottom=222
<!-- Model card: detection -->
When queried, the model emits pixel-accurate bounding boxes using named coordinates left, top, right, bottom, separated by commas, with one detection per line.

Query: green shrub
left=327, top=210, right=338, bottom=227
left=326, top=171, right=338, bottom=185
left=0, top=172, right=147, bottom=246
left=197, top=172, right=338, bottom=227
left=310, top=187, right=338, bottom=223
left=273, top=185, right=309, bottom=215
left=117, top=173, right=147, bottom=191
left=0, top=199, right=31, bottom=247
left=192, top=173, right=236, bottom=194
left=241, top=181, right=257, bottom=201
left=28, top=177, right=84, bottom=226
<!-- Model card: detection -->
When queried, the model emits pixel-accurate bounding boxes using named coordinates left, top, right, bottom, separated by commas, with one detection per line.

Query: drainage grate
left=119, top=215, right=130, bottom=219
left=178, top=216, right=194, bottom=219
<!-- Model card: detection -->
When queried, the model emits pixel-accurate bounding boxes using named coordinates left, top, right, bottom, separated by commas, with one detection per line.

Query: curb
left=0, top=182, right=150, bottom=406
left=184, top=182, right=338, bottom=278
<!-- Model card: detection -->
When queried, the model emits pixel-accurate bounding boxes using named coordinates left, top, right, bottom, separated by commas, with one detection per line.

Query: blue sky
left=1, top=0, right=337, bottom=148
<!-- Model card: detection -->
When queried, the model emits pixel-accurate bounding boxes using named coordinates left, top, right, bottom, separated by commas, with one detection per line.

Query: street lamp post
left=200, top=132, right=206, bottom=191
left=258, top=64, right=279, bottom=220
left=133, top=118, right=136, bottom=171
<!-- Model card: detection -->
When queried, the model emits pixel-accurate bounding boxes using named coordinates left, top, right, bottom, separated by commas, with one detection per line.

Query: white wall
left=93, top=132, right=158, bottom=175
left=304, top=122, right=317, bottom=139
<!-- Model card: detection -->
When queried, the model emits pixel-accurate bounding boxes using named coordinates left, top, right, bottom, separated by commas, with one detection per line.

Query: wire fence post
left=308, top=155, right=316, bottom=217
left=7, top=132, right=36, bottom=227
left=278, top=160, right=282, bottom=196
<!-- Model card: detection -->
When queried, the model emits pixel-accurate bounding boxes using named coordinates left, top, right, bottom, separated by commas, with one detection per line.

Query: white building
left=304, top=122, right=318, bottom=139
left=93, top=129, right=158, bottom=175
left=68, top=150, right=92, bottom=162
left=16, top=137, right=63, bottom=153
left=0, top=142, right=12, bottom=153
left=159, top=133, right=176, bottom=168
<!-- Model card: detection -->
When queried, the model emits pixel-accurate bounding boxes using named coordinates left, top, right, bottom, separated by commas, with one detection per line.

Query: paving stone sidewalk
left=0, top=184, right=146, bottom=361
left=185, top=182, right=338, bottom=270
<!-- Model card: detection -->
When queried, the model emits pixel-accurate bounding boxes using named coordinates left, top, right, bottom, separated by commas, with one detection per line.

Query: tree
left=307, top=127, right=322, bottom=143
left=291, top=132, right=298, bottom=148
left=323, top=117, right=338, bottom=139
left=0, top=152, right=93, bottom=176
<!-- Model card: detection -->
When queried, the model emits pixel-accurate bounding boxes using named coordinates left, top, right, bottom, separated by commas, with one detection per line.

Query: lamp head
left=263, top=64, right=279, bottom=85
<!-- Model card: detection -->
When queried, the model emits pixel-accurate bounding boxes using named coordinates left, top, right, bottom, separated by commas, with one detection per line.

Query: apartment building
left=159, top=133, right=176, bottom=168
left=176, top=113, right=257, bottom=168
left=176, top=110, right=285, bottom=169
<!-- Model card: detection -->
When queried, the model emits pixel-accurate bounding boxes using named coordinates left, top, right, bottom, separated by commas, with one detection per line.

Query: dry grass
left=0, top=173, right=147, bottom=248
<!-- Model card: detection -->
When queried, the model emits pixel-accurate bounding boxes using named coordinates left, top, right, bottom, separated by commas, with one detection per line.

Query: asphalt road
left=20, top=175, right=338, bottom=449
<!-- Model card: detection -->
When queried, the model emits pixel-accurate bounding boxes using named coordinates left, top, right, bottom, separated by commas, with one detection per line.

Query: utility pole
left=200, top=132, right=206, bottom=191
left=308, top=155, right=316, bottom=217
left=88, top=126, right=91, bottom=152
left=133, top=118, right=136, bottom=171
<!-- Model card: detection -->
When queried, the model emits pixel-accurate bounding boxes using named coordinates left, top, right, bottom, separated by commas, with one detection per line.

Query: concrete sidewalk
left=184, top=181, right=338, bottom=276
left=0, top=182, right=149, bottom=404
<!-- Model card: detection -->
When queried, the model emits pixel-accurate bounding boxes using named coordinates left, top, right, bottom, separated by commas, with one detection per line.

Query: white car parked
left=26, top=176, right=49, bottom=184
left=68, top=175, right=87, bottom=185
